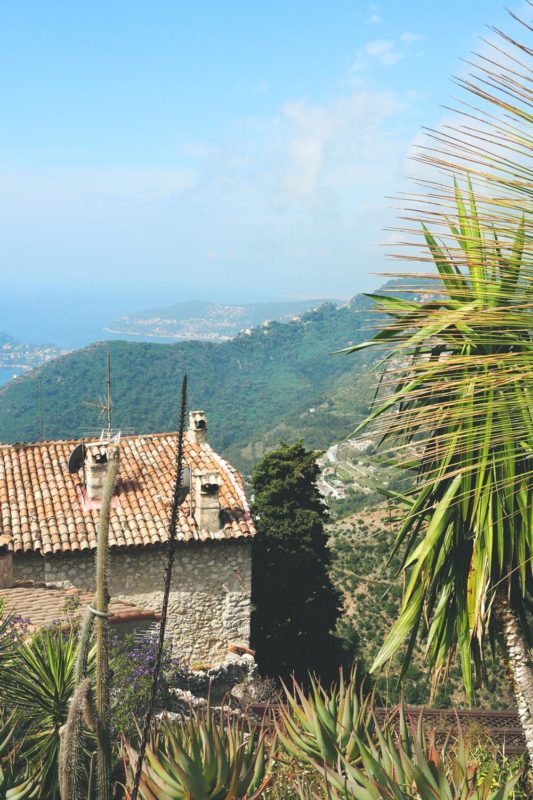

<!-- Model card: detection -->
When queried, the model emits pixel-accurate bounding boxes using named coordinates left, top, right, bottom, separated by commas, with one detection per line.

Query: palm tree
left=343, top=14, right=533, bottom=757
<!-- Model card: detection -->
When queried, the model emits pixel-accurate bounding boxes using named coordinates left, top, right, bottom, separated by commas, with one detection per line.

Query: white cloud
left=274, top=91, right=408, bottom=202
left=400, top=32, right=426, bottom=43
left=352, top=31, right=426, bottom=71
left=364, top=39, right=403, bottom=65
left=365, top=13, right=381, bottom=24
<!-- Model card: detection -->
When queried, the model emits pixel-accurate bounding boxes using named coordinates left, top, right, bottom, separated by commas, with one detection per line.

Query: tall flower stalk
left=94, top=445, right=119, bottom=800
left=59, top=446, right=119, bottom=800
left=129, top=374, right=188, bottom=800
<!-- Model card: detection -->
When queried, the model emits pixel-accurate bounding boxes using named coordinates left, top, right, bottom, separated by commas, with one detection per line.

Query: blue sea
left=0, top=287, right=193, bottom=351
left=0, top=367, right=18, bottom=387
left=0, top=284, right=262, bottom=351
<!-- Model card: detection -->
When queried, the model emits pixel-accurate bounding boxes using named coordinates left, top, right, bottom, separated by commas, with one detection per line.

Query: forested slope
left=0, top=295, right=378, bottom=472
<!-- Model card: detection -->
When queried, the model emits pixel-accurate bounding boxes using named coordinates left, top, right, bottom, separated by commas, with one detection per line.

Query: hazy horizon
left=0, top=284, right=353, bottom=349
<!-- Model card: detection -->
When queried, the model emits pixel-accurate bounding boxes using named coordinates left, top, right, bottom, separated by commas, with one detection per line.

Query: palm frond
left=345, top=11, right=533, bottom=701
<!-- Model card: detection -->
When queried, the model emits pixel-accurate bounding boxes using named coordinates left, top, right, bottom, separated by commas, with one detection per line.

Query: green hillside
left=0, top=295, right=378, bottom=473
left=330, top=507, right=515, bottom=709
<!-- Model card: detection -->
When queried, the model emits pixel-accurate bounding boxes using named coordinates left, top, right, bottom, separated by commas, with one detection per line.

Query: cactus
left=59, top=678, right=93, bottom=800
left=94, top=445, right=119, bottom=800
left=59, top=610, right=95, bottom=800
left=59, top=445, right=119, bottom=800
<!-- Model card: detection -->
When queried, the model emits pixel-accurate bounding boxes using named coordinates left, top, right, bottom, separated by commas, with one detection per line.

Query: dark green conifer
left=251, top=441, right=341, bottom=683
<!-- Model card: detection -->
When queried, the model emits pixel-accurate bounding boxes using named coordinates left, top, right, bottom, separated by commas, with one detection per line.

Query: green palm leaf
left=342, top=11, right=533, bottom=715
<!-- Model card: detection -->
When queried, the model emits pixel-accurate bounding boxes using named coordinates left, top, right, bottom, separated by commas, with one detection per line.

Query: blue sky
left=0, top=1, right=526, bottom=307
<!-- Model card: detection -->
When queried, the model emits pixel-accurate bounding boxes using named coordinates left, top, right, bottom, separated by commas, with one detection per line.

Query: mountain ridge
left=104, top=297, right=342, bottom=342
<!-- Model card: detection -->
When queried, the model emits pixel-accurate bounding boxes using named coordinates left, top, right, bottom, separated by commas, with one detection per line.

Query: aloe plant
left=275, top=694, right=524, bottom=799
left=316, top=707, right=522, bottom=800
left=276, top=671, right=377, bottom=769
left=124, top=704, right=273, bottom=800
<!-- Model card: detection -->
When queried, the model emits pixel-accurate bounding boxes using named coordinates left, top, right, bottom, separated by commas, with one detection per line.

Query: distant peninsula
left=104, top=298, right=341, bottom=342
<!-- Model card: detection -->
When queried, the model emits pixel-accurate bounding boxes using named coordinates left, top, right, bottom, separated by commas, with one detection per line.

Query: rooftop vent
left=68, top=433, right=121, bottom=502
left=194, top=470, right=221, bottom=532
left=187, top=410, right=208, bottom=445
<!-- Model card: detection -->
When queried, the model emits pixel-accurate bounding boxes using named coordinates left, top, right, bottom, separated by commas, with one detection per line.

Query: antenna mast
left=106, top=350, right=112, bottom=433
left=83, top=351, right=114, bottom=437
left=38, top=378, right=44, bottom=441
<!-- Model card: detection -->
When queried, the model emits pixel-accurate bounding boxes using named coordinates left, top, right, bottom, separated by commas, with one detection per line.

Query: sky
left=0, top=0, right=526, bottom=316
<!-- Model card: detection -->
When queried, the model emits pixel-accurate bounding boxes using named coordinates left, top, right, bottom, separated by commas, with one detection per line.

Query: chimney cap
left=196, top=470, right=221, bottom=493
left=188, top=411, right=208, bottom=444
left=189, top=410, right=207, bottom=429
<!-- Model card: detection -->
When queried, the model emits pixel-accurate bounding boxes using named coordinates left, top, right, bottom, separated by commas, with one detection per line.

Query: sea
left=0, top=283, right=268, bottom=389
left=0, top=286, right=178, bottom=389
left=0, top=368, right=19, bottom=387
left=0, top=279, right=346, bottom=387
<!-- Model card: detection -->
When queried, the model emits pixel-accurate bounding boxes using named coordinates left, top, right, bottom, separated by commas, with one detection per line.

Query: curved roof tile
left=0, top=433, right=255, bottom=554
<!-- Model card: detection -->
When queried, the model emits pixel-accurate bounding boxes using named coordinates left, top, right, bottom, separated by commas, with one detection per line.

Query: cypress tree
left=251, top=441, right=341, bottom=683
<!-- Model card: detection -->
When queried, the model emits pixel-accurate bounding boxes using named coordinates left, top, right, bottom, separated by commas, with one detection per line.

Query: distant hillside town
left=104, top=298, right=339, bottom=342
left=0, top=332, right=68, bottom=376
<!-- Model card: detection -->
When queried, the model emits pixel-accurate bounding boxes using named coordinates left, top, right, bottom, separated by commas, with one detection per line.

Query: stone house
left=0, top=412, right=254, bottom=665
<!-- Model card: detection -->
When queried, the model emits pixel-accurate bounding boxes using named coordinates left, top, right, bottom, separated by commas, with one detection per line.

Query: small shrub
left=110, top=633, right=184, bottom=742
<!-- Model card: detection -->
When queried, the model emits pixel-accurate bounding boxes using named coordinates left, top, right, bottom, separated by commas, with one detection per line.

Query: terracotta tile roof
left=0, top=433, right=254, bottom=555
left=0, top=584, right=161, bottom=629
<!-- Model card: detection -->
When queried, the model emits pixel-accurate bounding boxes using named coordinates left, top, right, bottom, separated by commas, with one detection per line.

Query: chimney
left=0, top=535, right=13, bottom=589
left=194, top=470, right=221, bottom=532
left=85, top=441, right=120, bottom=501
left=187, top=410, right=208, bottom=445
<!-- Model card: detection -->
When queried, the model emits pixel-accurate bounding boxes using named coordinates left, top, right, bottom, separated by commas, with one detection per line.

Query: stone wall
left=12, top=552, right=44, bottom=583
left=13, top=541, right=252, bottom=665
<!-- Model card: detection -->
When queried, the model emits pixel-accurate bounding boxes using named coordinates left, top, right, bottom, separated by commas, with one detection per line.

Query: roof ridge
left=0, top=430, right=184, bottom=451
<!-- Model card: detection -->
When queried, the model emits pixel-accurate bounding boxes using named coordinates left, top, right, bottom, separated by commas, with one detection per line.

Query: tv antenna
left=38, top=378, right=44, bottom=441
left=84, top=351, right=113, bottom=432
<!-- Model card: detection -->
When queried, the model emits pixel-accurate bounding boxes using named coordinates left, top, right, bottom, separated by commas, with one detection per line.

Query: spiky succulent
left=0, top=714, right=39, bottom=800
left=124, top=703, right=273, bottom=800
left=319, top=706, right=523, bottom=800
left=276, top=671, right=378, bottom=769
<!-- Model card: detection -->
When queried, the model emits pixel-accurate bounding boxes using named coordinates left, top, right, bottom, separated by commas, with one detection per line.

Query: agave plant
left=123, top=703, right=273, bottom=800
left=276, top=671, right=378, bottom=769
left=318, top=708, right=523, bottom=800
left=0, top=713, right=38, bottom=800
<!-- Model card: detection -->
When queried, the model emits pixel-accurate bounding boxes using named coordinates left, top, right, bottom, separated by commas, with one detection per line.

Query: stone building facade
left=0, top=413, right=254, bottom=665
